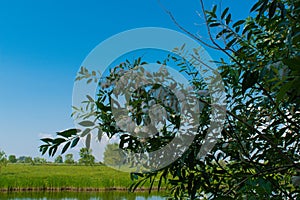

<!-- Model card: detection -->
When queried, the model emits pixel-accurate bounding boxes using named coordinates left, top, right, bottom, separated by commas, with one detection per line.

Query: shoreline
left=0, top=187, right=164, bottom=193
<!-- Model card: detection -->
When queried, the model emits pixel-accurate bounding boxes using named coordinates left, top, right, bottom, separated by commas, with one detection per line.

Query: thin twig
left=157, top=0, right=219, bottom=50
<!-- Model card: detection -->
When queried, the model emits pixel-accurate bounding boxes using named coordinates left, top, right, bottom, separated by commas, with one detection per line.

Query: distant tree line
left=0, top=148, right=97, bottom=166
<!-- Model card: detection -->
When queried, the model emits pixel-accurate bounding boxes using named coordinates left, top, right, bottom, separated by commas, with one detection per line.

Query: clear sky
left=0, top=0, right=254, bottom=160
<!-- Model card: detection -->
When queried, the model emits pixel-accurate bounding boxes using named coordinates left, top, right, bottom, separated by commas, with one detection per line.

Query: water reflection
left=0, top=191, right=166, bottom=200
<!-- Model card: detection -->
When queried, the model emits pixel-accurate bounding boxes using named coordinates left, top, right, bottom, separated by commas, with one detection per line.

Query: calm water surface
left=0, top=191, right=167, bottom=200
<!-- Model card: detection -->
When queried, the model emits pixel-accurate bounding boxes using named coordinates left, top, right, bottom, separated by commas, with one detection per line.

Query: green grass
left=0, top=164, right=138, bottom=190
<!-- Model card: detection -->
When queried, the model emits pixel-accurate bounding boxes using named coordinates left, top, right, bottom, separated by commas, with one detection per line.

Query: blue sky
left=0, top=0, right=254, bottom=160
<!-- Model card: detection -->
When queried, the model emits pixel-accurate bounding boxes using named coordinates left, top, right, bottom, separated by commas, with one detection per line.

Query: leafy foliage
left=0, top=150, right=7, bottom=173
left=33, top=157, right=47, bottom=164
left=8, top=155, right=17, bottom=163
left=54, top=155, right=63, bottom=163
left=64, top=154, right=75, bottom=164
left=39, top=128, right=81, bottom=156
left=40, top=0, right=300, bottom=199
left=79, top=148, right=95, bottom=165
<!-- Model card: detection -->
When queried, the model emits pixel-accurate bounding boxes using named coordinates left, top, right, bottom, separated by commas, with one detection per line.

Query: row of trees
left=0, top=150, right=40, bottom=164
left=0, top=148, right=96, bottom=166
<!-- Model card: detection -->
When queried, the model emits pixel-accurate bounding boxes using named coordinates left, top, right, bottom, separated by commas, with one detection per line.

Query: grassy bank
left=0, top=191, right=166, bottom=199
left=0, top=164, right=151, bottom=191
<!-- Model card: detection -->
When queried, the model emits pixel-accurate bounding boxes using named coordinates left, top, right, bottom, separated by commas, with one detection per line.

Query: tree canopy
left=8, top=155, right=17, bottom=163
left=40, top=0, right=300, bottom=199
left=0, top=150, right=7, bottom=173
left=64, top=154, right=75, bottom=164
left=54, top=155, right=63, bottom=163
left=79, top=148, right=95, bottom=165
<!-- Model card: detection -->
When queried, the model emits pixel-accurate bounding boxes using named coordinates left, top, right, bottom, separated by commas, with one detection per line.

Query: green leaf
left=158, top=169, right=168, bottom=191
left=209, top=22, right=221, bottom=27
left=41, top=147, right=48, bottom=155
left=283, top=56, right=300, bottom=71
left=86, top=95, right=94, bottom=102
left=53, top=138, right=66, bottom=145
left=242, top=23, right=252, bottom=35
left=52, top=146, right=58, bottom=157
left=129, top=178, right=147, bottom=192
left=233, top=20, right=245, bottom=28
left=276, top=81, right=294, bottom=103
left=180, top=43, right=186, bottom=50
left=242, top=71, right=259, bottom=94
left=148, top=173, right=157, bottom=194
left=49, top=145, right=58, bottom=157
left=212, top=5, right=217, bottom=14
left=61, top=141, right=71, bottom=154
left=130, top=173, right=139, bottom=181
left=57, top=129, right=80, bottom=138
left=87, top=79, right=92, bottom=84
left=247, top=30, right=253, bottom=41
left=225, top=32, right=234, bottom=39
left=40, top=138, right=53, bottom=144
left=221, top=7, right=229, bottom=19
left=258, top=0, right=268, bottom=19
left=251, top=1, right=263, bottom=12
left=97, top=128, right=103, bottom=142
left=71, top=137, right=80, bottom=148
left=86, top=133, right=91, bottom=149
left=216, top=29, right=229, bottom=39
left=79, top=121, right=95, bottom=127
left=39, top=145, right=50, bottom=155
left=226, top=14, right=231, bottom=25
left=81, top=128, right=91, bottom=137
left=269, top=0, right=277, bottom=19
left=278, top=2, right=286, bottom=18
left=226, top=38, right=237, bottom=48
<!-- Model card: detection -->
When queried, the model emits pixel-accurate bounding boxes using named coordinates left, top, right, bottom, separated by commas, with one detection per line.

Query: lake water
left=0, top=191, right=167, bottom=200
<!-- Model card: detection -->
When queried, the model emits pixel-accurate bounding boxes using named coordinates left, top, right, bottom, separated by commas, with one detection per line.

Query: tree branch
left=157, top=0, right=219, bottom=50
